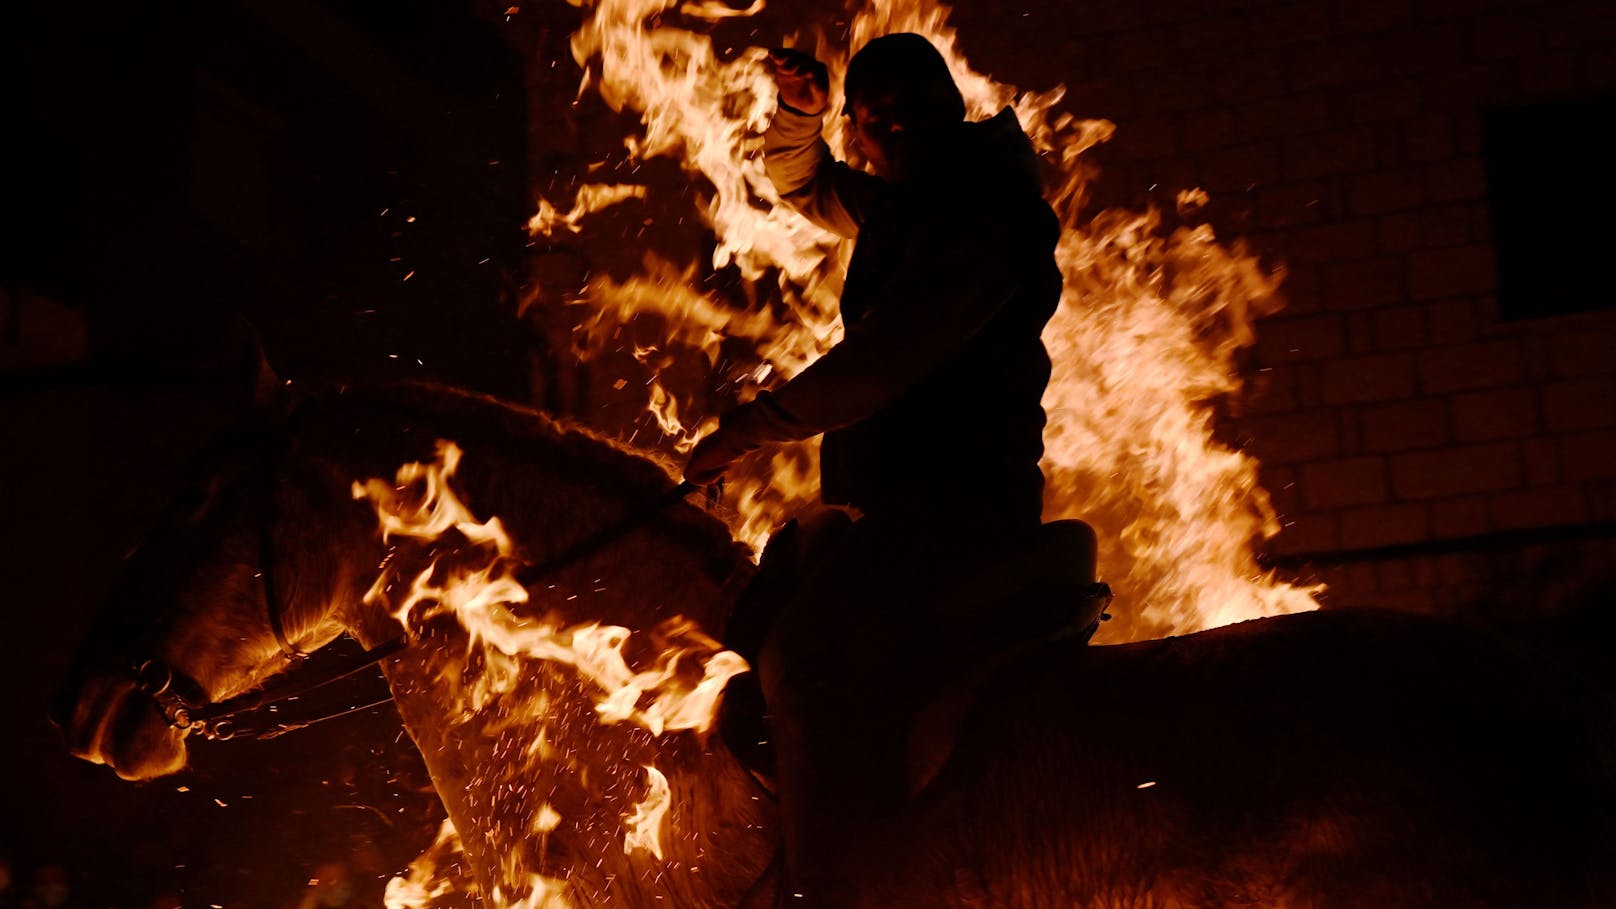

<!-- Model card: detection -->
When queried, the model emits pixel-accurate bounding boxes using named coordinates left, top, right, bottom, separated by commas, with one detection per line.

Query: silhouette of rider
left=684, top=33, right=1063, bottom=906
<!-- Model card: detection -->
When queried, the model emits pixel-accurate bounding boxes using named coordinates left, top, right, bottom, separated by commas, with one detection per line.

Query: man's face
left=848, top=92, right=907, bottom=180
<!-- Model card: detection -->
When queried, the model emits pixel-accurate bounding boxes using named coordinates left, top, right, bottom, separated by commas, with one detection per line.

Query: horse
left=56, top=382, right=1616, bottom=908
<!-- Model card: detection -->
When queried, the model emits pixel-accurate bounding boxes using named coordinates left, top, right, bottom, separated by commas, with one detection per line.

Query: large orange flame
left=549, top=0, right=1320, bottom=638
left=353, top=440, right=746, bottom=734
left=358, top=442, right=745, bottom=908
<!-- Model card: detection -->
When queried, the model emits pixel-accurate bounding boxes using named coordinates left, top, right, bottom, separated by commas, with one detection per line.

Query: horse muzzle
left=54, top=666, right=189, bottom=780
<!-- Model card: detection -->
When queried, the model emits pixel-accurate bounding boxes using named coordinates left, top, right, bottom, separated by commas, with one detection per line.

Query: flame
left=354, top=440, right=512, bottom=551
left=354, top=441, right=746, bottom=733
left=647, top=378, right=697, bottom=451
left=529, top=182, right=648, bottom=237
left=622, top=764, right=672, bottom=859
left=357, top=442, right=747, bottom=905
left=490, top=863, right=571, bottom=909
left=384, top=820, right=468, bottom=909
left=554, top=0, right=1320, bottom=638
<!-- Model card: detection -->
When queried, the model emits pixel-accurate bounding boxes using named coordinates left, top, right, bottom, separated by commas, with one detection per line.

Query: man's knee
left=790, top=504, right=856, bottom=564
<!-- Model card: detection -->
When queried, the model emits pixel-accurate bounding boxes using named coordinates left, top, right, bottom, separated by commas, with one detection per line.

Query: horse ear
left=235, top=317, right=294, bottom=417
left=250, top=341, right=287, bottom=412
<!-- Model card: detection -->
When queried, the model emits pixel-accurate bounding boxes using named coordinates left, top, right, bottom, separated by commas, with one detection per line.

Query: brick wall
left=946, top=0, right=1616, bottom=613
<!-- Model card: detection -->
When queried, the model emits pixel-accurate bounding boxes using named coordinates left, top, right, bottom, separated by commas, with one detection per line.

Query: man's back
left=702, top=99, right=1061, bottom=529
left=817, top=108, right=1061, bottom=526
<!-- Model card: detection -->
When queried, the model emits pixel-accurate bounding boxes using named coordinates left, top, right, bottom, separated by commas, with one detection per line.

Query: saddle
left=719, top=519, right=1112, bottom=798
left=928, top=518, right=1109, bottom=655
left=908, top=519, right=1112, bottom=794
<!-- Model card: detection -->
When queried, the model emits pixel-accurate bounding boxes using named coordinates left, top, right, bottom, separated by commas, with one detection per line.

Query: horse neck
left=156, top=448, right=382, bottom=703
left=270, top=452, right=391, bottom=651
left=311, top=416, right=775, bottom=905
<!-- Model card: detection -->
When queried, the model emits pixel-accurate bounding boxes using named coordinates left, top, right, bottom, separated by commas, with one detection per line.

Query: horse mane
left=289, top=379, right=753, bottom=570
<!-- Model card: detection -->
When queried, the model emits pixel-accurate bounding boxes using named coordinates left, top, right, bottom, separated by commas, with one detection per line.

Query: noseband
left=131, top=639, right=409, bottom=741
left=128, top=458, right=701, bottom=741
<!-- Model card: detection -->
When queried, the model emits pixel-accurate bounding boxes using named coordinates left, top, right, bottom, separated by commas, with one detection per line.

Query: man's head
left=843, top=33, right=965, bottom=180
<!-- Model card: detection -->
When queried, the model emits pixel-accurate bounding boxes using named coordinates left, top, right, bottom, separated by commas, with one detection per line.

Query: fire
left=355, top=442, right=746, bottom=905
left=552, top=0, right=1320, bottom=640
left=355, top=440, right=511, bottom=551
left=384, top=820, right=469, bottom=909
left=377, top=0, right=1325, bottom=899
left=622, top=764, right=672, bottom=859
left=647, top=379, right=696, bottom=450
left=529, top=182, right=648, bottom=237
left=353, top=441, right=745, bottom=734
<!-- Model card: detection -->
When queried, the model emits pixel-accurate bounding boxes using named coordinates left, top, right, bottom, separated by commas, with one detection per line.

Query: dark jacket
left=722, top=105, right=1062, bottom=527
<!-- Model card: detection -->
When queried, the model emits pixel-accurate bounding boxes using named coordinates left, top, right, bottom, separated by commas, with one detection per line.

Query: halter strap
left=259, top=482, right=305, bottom=659
left=138, top=476, right=705, bottom=741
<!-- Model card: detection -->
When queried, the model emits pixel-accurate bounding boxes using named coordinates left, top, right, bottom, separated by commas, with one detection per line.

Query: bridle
left=128, top=455, right=406, bottom=741
left=128, top=460, right=702, bottom=741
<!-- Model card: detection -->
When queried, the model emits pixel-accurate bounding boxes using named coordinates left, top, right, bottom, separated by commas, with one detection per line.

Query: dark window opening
left=1484, top=92, right=1616, bottom=321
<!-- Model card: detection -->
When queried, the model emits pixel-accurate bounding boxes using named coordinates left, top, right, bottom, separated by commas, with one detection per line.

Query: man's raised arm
left=762, top=49, right=880, bottom=239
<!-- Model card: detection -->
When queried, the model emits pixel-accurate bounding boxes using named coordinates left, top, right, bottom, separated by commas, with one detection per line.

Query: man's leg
left=724, top=506, right=855, bottom=666
left=720, top=506, right=856, bottom=787
left=756, top=517, right=912, bottom=906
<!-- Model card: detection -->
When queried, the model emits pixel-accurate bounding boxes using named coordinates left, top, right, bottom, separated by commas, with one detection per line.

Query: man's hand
left=685, top=396, right=794, bottom=485
left=685, top=427, right=749, bottom=486
left=767, top=48, right=829, bottom=116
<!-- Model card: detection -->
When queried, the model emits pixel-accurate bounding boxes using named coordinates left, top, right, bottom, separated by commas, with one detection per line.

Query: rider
left=685, top=33, right=1063, bottom=905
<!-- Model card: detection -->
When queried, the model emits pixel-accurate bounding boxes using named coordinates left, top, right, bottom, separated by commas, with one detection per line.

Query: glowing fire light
left=353, top=441, right=745, bottom=734
left=384, top=820, right=465, bottom=909
left=552, top=0, right=1319, bottom=643
left=384, top=0, right=1325, bottom=899
left=529, top=182, right=648, bottom=237
left=357, top=442, right=745, bottom=906
left=623, top=764, right=672, bottom=859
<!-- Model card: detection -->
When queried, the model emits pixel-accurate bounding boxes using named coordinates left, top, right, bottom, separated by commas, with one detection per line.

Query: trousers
left=729, top=503, right=1037, bottom=906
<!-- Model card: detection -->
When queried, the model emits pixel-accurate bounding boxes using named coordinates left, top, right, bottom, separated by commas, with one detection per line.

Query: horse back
left=902, top=608, right=1616, bottom=908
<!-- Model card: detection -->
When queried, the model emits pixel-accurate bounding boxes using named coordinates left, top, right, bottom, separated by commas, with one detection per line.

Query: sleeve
left=763, top=105, right=882, bottom=239
left=715, top=199, right=1045, bottom=448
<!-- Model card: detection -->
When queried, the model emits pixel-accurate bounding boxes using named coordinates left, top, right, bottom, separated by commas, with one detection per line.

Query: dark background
left=3, top=1, right=533, bottom=906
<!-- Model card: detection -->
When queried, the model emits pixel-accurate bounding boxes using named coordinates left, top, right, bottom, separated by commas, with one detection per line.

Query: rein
left=133, top=467, right=703, bottom=741
left=134, top=638, right=409, bottom=740
left=514, top=480, right=698, bottom=587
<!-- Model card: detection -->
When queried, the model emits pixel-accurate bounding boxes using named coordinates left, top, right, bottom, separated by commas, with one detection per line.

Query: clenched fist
left=766, top=47, right=829, bottom=116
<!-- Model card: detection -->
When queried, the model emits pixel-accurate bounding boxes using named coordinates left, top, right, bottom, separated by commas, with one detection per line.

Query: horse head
left=53, top=415, right=382, bottom=780
left=56, top=384, right=777, bottom=904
